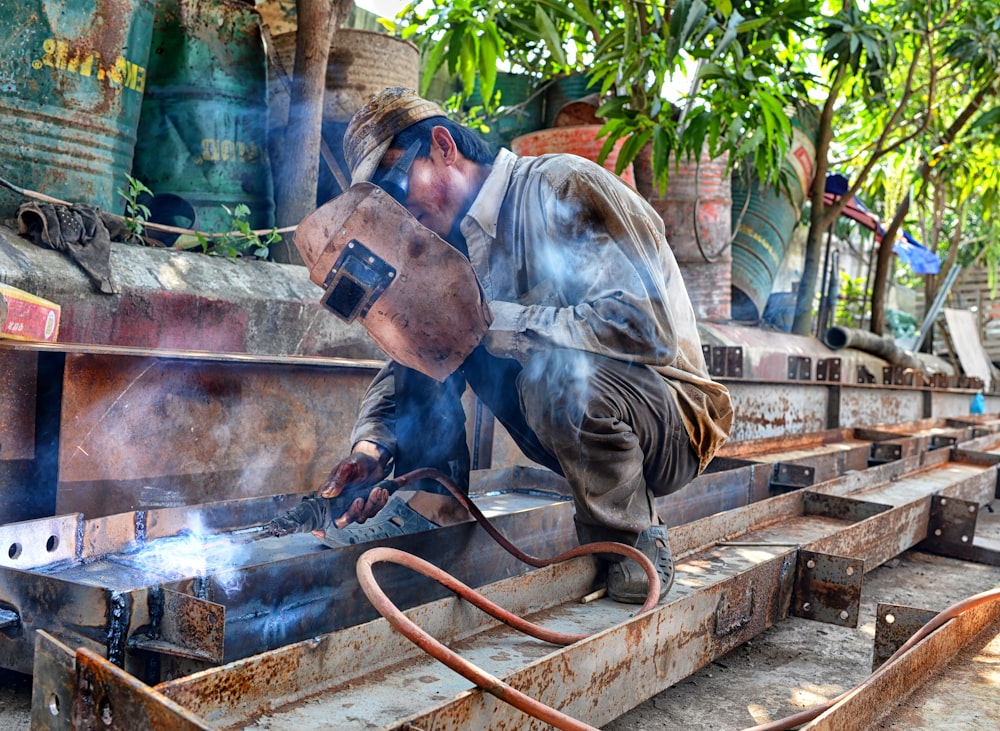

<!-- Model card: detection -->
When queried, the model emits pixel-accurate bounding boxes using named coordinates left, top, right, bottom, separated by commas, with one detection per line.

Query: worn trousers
left=393, top=346, right=700, bottom=547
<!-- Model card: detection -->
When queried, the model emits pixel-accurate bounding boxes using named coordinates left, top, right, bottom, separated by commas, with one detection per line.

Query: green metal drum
left=0, top=0, right=156, bottom=217
left=132, top=0, right=273, bottom=233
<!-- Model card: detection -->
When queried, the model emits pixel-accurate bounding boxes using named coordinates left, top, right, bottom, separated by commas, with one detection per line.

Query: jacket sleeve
left=349, top=362, right=398, bottom=455
left=484, top=164, right=679, bottom=367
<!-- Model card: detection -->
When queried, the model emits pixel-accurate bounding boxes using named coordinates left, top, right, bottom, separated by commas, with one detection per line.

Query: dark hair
left=392, top=116, right=495, bottom=164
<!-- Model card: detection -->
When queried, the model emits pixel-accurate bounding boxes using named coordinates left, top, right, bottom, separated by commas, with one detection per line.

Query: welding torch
left=235, top=477, right=404, bottom=543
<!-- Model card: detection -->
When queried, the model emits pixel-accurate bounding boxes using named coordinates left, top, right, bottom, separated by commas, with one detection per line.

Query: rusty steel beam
left=804, top=600, right=1000, bottom=730
left=28, top=433, right=1000, bottom=730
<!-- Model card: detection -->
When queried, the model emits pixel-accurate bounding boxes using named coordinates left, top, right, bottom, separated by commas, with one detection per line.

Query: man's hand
left=318, top=450, right=385, bottom=499
left=332, top=484, right=391, bottom=530
left=312, top=443, right=392, bottom=535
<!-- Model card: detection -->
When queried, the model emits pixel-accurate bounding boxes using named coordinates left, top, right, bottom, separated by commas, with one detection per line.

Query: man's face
left=374, top=127, right=465, bottom=240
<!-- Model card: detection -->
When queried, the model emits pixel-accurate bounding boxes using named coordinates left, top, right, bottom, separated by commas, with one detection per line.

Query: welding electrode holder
left=266, top=478, right=402, bottom=537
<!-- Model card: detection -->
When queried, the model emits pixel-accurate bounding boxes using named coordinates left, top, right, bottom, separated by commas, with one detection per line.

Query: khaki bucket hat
left=343, top=87, right=447, bottom=185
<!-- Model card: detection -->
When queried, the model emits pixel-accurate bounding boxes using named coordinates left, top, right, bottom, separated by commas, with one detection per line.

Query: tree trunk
left=792, top=69, right=845, bottom=336
left=869, top=84, right=991, bottom=334
left=271, top=0, right=353, bottom=265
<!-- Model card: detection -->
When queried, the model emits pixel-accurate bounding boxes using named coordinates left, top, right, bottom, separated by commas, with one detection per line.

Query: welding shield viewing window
left=373, top=140, right=422, bottom=205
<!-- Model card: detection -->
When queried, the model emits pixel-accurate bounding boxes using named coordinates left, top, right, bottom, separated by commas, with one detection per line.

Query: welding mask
left=295, top=183, right=492, bottom=382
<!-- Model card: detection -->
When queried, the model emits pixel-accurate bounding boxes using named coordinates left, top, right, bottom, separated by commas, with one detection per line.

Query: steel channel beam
left=804, top=600, right=1000, bottom=730
left=56, top=352, right=377, bottom=518
left=39, top=440, right=1000, bottom=730
left=1, top=463, right=764, bottom=677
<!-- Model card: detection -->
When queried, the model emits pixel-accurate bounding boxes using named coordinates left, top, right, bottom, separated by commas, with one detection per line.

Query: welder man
left=315, top=87, right=733, bottom=604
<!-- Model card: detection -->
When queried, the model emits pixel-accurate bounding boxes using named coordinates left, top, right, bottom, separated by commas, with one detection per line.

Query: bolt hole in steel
left=48, top=694, right=59, bottom=716
left=934, top=528, right=943, bottom=536
left=99, top=699, right=113, bottom=726
left=46, top=535, right=59, bottom=552
left=7, top=543, right=20, bottom=560
left=839, top=610, right=849, bottom=620
left=885, top=613, right=896, bottom=624
left=802, top=602, right=811, bottom=612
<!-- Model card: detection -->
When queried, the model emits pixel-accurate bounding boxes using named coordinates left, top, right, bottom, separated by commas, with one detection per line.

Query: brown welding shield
left=295, top=184, right=492, bottom=381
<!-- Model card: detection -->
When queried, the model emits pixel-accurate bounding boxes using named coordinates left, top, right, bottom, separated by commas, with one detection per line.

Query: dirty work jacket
left=351, top=148, right=733, bottom=474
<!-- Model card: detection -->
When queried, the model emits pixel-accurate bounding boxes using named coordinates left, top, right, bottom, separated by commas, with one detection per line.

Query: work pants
left=394, top=346, right=699, bottom=547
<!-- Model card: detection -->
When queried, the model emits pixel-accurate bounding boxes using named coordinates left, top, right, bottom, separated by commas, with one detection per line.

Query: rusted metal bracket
left=31, top=631, right=75, bottom=731
left=882, top=365, right=924, bottom=387
left=919, top=494, right=1000, bottom=566
left=872, top=603, right=938, bottom=671
left=856, top=364, right=877, bottom=384
left=790, top=549, right=864, bottom=627
left=929, top=434, right=958, bottom=451
left=127, top=589, right=225, bottom=665
left=868, top=442, right=903, bottom=466
left=769, top=463, right=815, bottom=495
left=73, top=647, right=213, bottom=731
left=787, top=355, right=812, bottom=381
left=703, top=345, right=744, bottom=379
left=816, top=357, right=841, bottom=382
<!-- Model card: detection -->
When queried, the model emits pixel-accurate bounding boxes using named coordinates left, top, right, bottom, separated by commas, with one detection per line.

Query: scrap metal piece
left=72, top=647, right=212, bottom=731
left=128, top=589, right=225, bottom=664
left=872, top=603, right=938, bottom=671
left=791, top=549, right=864, bottom=627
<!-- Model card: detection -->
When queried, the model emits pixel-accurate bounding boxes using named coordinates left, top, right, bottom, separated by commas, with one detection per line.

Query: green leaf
left=478, top=28, right=499, bottom=106
left=420, top=34, right=451, bottom=95
left=535, top=6, right=567, bottom=69
left=972, top=107, right=1000, bottom=132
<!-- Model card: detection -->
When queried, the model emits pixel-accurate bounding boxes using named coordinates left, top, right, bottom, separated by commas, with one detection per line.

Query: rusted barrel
left=636, top=148, right=732, bottom=321
left=132, top=0, right=274, bottom=233
left=0, top=0, right=156, bottom=217
left=730, top=106, right=820, bottom=321
left=510, top=126, right=636, bottom=187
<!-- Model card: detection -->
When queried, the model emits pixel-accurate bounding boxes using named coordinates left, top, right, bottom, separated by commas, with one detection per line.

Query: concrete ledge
left=0, top=224, right=382, bottom=358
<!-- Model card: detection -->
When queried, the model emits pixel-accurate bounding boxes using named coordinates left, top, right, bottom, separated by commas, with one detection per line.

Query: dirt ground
left=3, top=504, right=1000, bottom=731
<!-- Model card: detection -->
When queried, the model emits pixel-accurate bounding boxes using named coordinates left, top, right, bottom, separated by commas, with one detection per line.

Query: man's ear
left=430, top=125, right=458, bottom=165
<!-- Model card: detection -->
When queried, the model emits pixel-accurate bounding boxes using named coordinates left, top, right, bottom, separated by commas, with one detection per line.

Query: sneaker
left=605, top=524, right=675, bottom=604
left=317, top=494, right=438, bottom=547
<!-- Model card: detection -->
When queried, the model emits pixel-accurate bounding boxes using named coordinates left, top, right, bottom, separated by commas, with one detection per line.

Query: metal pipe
left=823, top=325, right=924, bottom=371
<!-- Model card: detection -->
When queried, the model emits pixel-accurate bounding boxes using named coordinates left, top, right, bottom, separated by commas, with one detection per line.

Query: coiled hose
left=354, top=467, right=661, bottom=731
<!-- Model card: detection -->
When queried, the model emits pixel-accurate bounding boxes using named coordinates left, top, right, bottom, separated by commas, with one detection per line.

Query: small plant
left=117, top=175, right=152, bottom=244
left=835, top=272, right=871, bottom=329
left=193, top=204, right=280, bottom=260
